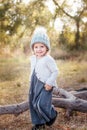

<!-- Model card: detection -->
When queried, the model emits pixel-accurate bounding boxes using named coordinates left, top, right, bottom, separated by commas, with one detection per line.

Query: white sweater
left=30, top=55, right=59, bottom=87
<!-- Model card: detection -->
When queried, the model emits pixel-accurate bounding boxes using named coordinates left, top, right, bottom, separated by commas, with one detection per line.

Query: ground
left=0, top=53, right=87, bottom=130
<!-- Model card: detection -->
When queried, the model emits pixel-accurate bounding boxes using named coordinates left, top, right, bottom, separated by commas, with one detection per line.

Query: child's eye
left=41, top=46, right=44, bottom=48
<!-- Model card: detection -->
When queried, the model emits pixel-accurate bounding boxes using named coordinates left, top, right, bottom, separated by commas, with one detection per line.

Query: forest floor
left=0, top=52, right=87, bottom=130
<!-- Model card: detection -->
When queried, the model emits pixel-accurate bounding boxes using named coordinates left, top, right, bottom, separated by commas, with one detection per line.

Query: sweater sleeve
left=45, top=56, right=59, bottom=87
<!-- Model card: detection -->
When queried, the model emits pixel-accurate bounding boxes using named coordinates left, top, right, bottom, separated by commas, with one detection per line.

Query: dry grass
left=0, top=54, right=87, bottom=130
left=57, top=60, right=87, bottom=90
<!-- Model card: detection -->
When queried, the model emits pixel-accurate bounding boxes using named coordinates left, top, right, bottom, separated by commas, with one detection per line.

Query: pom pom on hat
left=30, top=26, right=50, bottom=50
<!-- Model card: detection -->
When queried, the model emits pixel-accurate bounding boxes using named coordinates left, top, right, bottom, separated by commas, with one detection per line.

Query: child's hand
left=44, top=84, right=53, bottom=91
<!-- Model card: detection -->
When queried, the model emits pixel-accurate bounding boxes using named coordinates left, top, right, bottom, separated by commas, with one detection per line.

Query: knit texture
left=30, top=27, right=50, bottom=50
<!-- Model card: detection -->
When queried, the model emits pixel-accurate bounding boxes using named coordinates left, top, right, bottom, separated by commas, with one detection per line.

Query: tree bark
left=0, top=88, right=87, bottom=116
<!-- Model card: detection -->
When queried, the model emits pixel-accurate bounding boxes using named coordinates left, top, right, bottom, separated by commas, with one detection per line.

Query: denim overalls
left=29, top=70, right=57, bottom=125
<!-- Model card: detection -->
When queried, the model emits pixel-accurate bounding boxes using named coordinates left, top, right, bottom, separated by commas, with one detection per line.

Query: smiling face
left=33, top=42, right=48, bottom=58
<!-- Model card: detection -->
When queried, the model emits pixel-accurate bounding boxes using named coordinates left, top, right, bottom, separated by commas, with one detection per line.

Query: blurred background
left=0, top=0, right=87, bottom=130
left=0, top=0, right=87, bottom=57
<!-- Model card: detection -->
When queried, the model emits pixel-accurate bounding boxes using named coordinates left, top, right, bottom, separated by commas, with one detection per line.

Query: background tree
left=0, top=0, right=27, bottom=48
left=0, top=0, right=87, bottom=52
left=0, top=0, right=52, bottom=50
left=52, top=0, right=87, bottom=49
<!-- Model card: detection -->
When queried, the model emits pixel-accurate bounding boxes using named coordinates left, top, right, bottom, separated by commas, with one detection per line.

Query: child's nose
left=37, top=47, right=41, bottom=50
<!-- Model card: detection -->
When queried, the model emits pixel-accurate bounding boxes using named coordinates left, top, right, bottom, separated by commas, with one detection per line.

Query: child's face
left=33, top=42, right=48, bottom=57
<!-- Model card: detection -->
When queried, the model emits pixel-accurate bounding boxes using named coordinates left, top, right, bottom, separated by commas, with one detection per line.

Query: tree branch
left=53, top=0, right=74, bottom=19
left=0, top=88, right=87, bottom=116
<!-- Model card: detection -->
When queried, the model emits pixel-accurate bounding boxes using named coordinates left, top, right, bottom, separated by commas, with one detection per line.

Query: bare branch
left=53, top=0, right=74, bottom=19
left=0, top=88, right=87, bottom=116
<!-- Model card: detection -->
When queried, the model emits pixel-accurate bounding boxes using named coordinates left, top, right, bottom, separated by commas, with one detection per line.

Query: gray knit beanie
left=30, top=27, right=50, bottom=50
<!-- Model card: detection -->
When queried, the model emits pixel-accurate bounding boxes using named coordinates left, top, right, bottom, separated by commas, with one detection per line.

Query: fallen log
left=0, top=88, right=87, bottom=116
left=53, top=88, right=87, bottom=100
left=0, top=101, right=29, bottom=116
left=71, top=91, right=87, bottom=100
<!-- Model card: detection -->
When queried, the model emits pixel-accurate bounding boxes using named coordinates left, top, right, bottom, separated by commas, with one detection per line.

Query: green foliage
left=58, top=26, right=76, bottom=50
left=0, top=0, right=24, bottom=46
left=0, top=0, right=52, bottom=49
left=52, top=0, right=87, bottom=50
left=0, top=0, right=87, bottom=51
left=25, top=0, right=52, bottom=31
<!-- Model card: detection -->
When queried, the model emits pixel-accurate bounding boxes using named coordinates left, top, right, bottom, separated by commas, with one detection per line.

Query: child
left=29, top=26, right=59, bottom=130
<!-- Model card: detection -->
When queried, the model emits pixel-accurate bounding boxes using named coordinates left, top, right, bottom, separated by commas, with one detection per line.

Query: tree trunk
left=0, top=88, right=87, bottom=117
left=75, top=19, right=80, bottom=49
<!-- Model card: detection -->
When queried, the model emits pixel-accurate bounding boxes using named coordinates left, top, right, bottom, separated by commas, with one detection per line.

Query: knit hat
left=30, top=27, right=50, bottom=50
